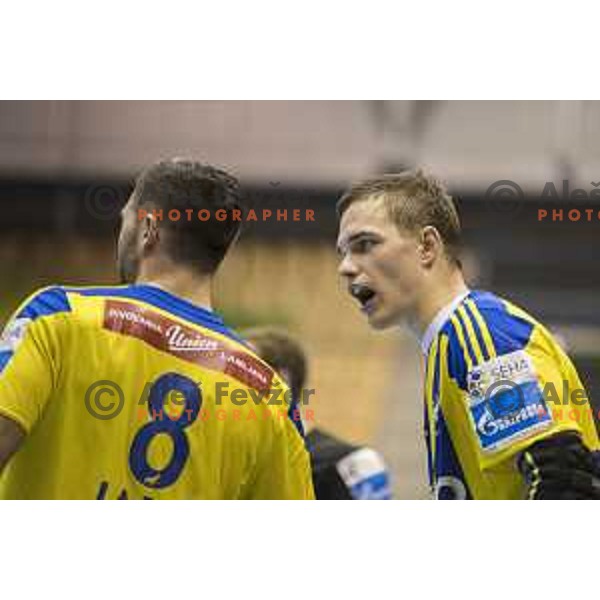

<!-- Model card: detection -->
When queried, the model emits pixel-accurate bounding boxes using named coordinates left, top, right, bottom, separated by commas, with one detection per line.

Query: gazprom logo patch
left=466, top=351, right=553, bottom=452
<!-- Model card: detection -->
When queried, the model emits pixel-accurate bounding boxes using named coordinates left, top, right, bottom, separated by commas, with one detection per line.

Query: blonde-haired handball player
left=336, top=171, right=600, bottom=499
left=0, top=159, right=314, bottom=499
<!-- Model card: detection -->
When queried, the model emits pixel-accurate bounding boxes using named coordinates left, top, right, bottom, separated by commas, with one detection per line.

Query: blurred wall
left=2, top=100, right=600, bottom=187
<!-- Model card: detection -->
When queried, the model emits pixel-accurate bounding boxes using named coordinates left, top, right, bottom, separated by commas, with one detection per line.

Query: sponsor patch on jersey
left=103, top=300, right=274, bottom=391
left=337, top=448, right=392, bottom=499
left=0, top=317, right=32, bottom=353
left=466, top=350, right=553, bottom=452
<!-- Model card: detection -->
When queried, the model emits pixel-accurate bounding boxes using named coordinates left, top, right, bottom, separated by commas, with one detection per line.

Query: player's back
left=0, top=284, right=313, bottom=499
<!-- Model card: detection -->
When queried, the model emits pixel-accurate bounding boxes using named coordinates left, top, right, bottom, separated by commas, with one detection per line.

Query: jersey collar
left=139, top=283, right=220, bottom=323
left=420, top=289, right=471, bottom=355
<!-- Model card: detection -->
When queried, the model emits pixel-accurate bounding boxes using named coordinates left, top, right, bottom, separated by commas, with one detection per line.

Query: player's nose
left=338, top=252, right=359, bottom=279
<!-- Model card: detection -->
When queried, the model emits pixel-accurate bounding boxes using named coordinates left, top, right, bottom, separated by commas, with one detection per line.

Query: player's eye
left=352, top=238, right=377, bottom=254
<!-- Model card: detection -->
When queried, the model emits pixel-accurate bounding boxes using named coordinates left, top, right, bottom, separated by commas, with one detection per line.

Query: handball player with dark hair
left=0, top=159, right=314, bottom=499
left=336, top=171, right=600, bottom=499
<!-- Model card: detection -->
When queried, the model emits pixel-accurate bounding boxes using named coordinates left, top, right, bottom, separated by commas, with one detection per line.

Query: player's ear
left=418, top=226, right=442, bottom=268
left=141, top=213, right=160, bottom=253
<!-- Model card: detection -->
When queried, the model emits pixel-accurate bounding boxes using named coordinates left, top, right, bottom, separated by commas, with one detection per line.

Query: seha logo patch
left=466, top=350, right=553, bottom=452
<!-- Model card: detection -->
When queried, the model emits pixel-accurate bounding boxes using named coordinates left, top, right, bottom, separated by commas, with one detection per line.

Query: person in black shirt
left=244, top=328, right=392, bottom=499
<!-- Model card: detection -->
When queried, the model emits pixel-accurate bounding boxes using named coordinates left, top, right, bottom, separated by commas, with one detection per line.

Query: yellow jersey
left=422, top=290, right=599, bottom=499
left=0, top=284, right=314, bottom=499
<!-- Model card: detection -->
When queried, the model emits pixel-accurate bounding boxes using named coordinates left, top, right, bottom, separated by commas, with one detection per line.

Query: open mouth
left=349, top=283, right=378, bottom=313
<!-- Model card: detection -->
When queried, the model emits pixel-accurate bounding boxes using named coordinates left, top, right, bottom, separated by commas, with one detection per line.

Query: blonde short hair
left=337, top=170, right=462, bottom=266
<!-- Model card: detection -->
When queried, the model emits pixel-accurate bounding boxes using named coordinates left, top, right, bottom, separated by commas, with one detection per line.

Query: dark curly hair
left=133, top=158, right=243, bottom=274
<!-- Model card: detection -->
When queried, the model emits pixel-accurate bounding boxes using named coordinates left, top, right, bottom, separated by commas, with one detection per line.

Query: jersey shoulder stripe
left=14, top=286, right=72, bottom=321
left=463, top=299, right=494, bottom=360
left=468, top=291, right=535, bottom=356
left=441, top=320, right=468, bottom=390
left=439, top=291, right=537, bottom=390
left=0, top=287, right=71, bottom=375
left=456, top=304, right=486, bottom=364
left=451, top=310, right=476, bottom=369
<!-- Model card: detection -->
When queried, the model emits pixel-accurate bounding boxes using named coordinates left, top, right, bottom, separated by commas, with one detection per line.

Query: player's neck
left=136, top=260, right=213, bottom=312
left=416, top=268, right=468, bottom=335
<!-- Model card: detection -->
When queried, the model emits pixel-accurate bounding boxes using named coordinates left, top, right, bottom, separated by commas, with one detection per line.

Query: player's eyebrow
left=337, top=231, right=379, bottom=255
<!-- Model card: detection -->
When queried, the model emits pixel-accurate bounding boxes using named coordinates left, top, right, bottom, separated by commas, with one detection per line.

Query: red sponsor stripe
left=103, top=300, right=274, bottom=391
left=225, top=350, right=274, bottom=391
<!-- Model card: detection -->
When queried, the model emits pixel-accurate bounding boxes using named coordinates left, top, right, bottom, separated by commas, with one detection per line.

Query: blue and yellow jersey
left=0, top=284, right=314, bottom=499
left=422, top=290, right=599, bottom=500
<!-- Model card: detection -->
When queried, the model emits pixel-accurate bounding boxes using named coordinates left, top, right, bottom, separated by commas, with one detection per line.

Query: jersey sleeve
left=243, top=402, right=315, bottom=500
left=0, top=287, right=71, bottom=432
left=335, top=447, right=393, bottom=499
left=443, top=300, right=594, bottom=473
